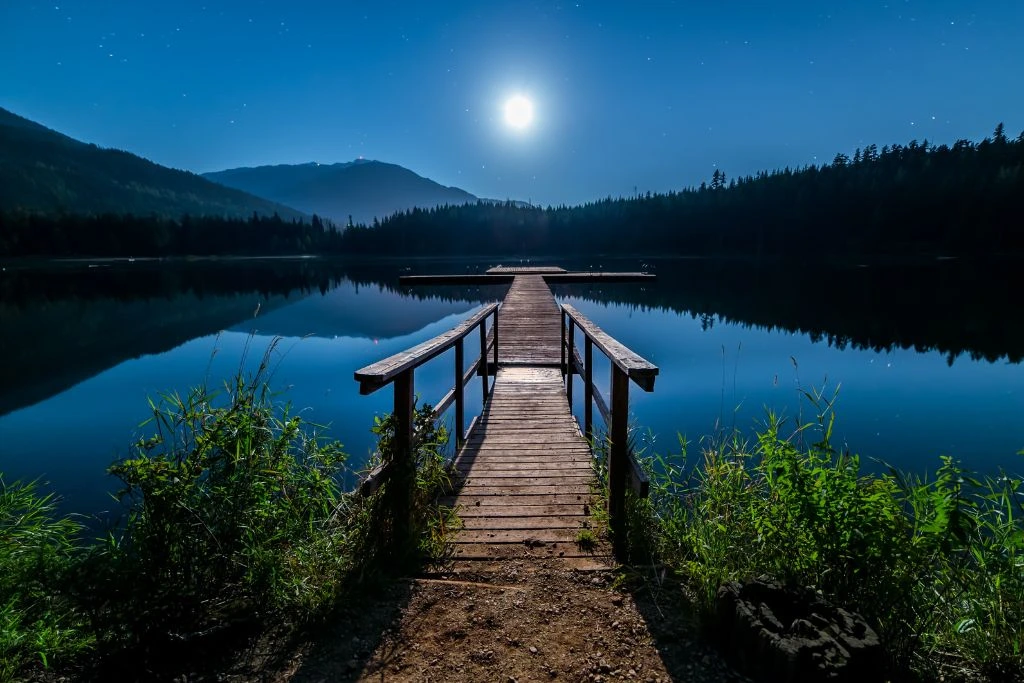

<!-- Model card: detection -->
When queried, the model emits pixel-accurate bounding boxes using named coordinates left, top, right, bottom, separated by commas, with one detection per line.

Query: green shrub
left=102, top=351, right=351, bottom=641
left=344, top=403, right=458, bottom=573
left=1, top=343, right=462, bottom=679
left=0, top=477, right=92, bottom=680
left=628, top=391, right=1024, bottom=680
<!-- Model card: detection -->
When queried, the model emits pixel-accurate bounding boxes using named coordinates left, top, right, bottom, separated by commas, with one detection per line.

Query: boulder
left=714, top=576, right=883, bottom=682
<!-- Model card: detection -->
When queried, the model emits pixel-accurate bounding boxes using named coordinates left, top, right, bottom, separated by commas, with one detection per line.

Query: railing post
left=566, top=320, right=575, bottom=408
left=391, top=367, right=415, bottom=548
left=492, top=308, right=499, bottom=392
left=560, top=309, right=567, bottom=378
left=454, top=338, right=464, bottom=446
left=479, top=317, right=488, bottom=399
left=608, top=364, right=629, bottom=555
left=584, top=336, right=593, bottom=443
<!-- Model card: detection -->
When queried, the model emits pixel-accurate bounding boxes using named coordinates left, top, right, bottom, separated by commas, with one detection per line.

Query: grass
left=0, top=341, right=458, bottom=681
left=575, top=528, right=598, bottom=551
left=620, top=389, right=1024, bottom=681
left=94, top=342, right=354, bottom=644
left=0, top=477, right=93, bottom=680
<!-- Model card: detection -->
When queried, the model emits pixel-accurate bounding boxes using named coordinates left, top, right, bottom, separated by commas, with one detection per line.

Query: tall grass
left=0, top=342, right=458, bottom=680
left=94, top=343, right=352, bottom=645
left=345, top=406, right=459, bottom=573
left=0, top=478, right=92, bottom=680
left=623, top=392, right=1023, bottom=681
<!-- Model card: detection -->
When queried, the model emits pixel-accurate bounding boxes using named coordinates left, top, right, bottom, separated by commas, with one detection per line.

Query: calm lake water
left=1, top=257, right=1021, bottom=522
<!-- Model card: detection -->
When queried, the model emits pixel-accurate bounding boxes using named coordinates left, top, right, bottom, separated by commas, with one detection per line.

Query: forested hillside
left=3, top=126, right=1020, bottom=258
left=0, top=107, right=304, bottom=220
left=341, top=124, right=1024, bottom=257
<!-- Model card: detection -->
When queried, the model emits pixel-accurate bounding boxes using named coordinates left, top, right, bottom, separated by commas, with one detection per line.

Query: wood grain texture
left=562, top=303, right=658, bottom=390
left=495, top=275, right=564, bottom=366
left=354, top=303, right=497, bottom=391
left=448, top=365, right=602, bottom=567
left=486, top=265, right=567, bottom=274
left=359, top=270, right=661, bottom=572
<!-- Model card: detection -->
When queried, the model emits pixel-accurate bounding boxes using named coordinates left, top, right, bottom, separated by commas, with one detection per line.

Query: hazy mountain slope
left=203, top=160, right=478, bottom=225
left=0, top=107, right=304, bottom=219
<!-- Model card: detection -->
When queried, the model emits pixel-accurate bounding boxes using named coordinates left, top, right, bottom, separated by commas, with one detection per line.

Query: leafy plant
left=575, top=528, right=598, bottom=551
left=347, top=402, right=458, bottom=572
left=625, top=388, right=1024, bottom=681
left=100, top=344, right=351, bottom=643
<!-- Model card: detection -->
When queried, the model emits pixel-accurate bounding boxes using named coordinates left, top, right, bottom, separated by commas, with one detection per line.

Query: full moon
left=504, top=95, right=534, bottom=129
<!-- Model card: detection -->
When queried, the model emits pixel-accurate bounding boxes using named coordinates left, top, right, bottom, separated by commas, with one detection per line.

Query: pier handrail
left=354, top=303, right=499, bottom=495
left=561, top=304, right=658, bottom=538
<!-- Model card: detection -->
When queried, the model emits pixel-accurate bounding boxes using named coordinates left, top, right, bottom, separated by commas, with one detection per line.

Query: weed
left=575, top=528, right=598, bottom=551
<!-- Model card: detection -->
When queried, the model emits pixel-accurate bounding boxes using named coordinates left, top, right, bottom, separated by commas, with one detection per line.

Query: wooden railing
left=354, top=303, right=499, bottom=494
left=560, top=304, right=658, bottom=539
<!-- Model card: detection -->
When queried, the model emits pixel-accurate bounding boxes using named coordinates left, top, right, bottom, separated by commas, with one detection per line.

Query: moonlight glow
left=504, top=95, right=534, bottom=129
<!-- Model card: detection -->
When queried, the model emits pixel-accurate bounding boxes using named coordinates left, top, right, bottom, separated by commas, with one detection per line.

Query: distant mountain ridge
left=203, top=160, right=480, bottom=225
left=0, top=106, right=304, bottom=220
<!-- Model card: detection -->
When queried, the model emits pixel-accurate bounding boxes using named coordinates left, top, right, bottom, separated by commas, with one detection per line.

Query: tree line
left=2, top=124, right=1021, bottom=258
left=0, top=211, right=342, bottom=258
left=345, top=124, right=1024, bottom=257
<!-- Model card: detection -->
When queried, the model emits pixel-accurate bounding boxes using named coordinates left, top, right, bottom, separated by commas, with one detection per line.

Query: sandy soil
left=218, top=558, right=748, bottom=683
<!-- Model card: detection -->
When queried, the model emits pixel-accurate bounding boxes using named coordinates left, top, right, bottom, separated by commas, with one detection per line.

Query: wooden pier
left=355, top=266, right=657, bottom=569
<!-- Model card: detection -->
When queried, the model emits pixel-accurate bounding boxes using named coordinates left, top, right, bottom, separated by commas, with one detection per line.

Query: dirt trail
left=244, top=555, right=748, bottom=683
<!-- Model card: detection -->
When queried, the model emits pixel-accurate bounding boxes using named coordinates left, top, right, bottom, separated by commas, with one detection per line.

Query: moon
left=504, top=95, right=534, bottom=130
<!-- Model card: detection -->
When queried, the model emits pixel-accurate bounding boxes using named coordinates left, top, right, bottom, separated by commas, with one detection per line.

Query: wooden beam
left=608, top=364, right=629, bottom=550
left=355, top=303, right=497, bottom=393
left=627, top=450, right=650, bottom=498
left=561, top=304, right=658, bottom=391
left=542, top=272, right=656, bottom=283
left=398, top=274, right=515, bottom=285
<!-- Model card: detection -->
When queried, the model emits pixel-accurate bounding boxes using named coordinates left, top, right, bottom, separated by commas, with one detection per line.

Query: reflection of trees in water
left=2, top=255, right=1019, bottom=418
left=551, top=258, right=1024, bottom=366
left=0, top=259, right=503, bottom=417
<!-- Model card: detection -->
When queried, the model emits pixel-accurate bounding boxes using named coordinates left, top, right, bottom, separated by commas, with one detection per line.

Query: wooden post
left=492, top=308, right=499, bottom=394
left=479, top=317, right=488, bottom=399
left=392, top=367, right=415, bottom=548
left=560, top=309, right=567, bottom=378
left=454, top=338, right=464, bottom=446
left=609, top=364, right=629, bottom=556
left=584, top=336, right=593, bottom=443
left=566, top=320, right=575, bottom=408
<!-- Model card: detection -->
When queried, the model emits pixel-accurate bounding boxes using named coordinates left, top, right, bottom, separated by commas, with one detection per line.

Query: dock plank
left=449, top=361, right=605, bottom=566
left=438, top=272, right=611, bottom=567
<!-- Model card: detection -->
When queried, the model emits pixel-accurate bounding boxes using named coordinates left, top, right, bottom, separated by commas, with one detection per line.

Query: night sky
left=3, top=1, right=1023, bottom=207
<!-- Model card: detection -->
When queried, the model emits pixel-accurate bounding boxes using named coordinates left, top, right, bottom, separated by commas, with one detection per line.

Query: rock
left=714, top=576, right=883, bottom=682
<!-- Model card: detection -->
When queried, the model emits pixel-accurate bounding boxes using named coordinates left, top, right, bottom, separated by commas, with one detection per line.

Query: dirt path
left=238, top=557, right=748, bottom=683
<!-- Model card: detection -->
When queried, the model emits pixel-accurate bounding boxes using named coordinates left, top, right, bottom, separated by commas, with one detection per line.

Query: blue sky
left=3, top=1, right=1022, bottom=206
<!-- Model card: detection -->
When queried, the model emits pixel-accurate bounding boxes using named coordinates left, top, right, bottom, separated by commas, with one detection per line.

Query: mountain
left=0, top=107, right=304, bottom=219
left=203, top=160, right=479, bottom=225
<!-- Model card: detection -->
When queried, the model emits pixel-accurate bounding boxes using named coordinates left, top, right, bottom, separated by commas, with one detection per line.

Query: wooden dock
left=355, top=267, right=658, bottom=570
left=446, top=366, right=598, bottom=565
left=496, top=275, right=562, bottom=366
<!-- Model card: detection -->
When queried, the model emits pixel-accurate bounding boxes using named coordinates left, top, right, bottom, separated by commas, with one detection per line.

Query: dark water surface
left=1, top=256, right=1021, bottom=521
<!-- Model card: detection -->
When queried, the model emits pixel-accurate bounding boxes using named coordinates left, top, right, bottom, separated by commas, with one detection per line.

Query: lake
left=1, top=256, right=1022, bottom=523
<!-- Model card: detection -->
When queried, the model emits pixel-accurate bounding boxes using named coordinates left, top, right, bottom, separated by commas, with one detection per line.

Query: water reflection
left=0, top=256, right=1021, bottom=521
